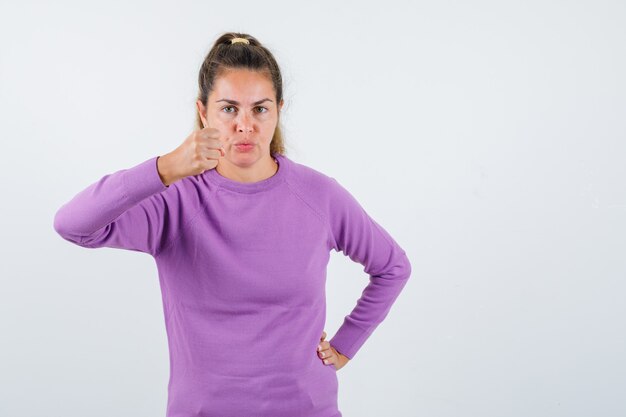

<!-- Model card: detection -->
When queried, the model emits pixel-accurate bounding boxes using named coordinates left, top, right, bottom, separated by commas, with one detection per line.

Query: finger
left=317, top=340, right=328, bottom=353
left=205, top=146, right=224, bottom=158
left=202, top=149, right=223, bottom=161
left=199, top=139, right=224, bottom=157
left=317, top=342, right=334, bottom=358
left=318, top=347, right=334, bottom=360
left=321, top=353, right=336, bottom=366
left=199, top=129, right=223, bottom=144
left=200, top=136, right=223, bottom=148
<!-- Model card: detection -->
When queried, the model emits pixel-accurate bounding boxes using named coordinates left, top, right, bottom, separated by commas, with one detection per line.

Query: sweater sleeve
left=326, top=177, right=412, bottom=360
left=53, top=156, right=176, bottom=257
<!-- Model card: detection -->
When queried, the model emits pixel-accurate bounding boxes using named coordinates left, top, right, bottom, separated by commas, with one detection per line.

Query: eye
left=221, top=106, right=268, bottom=114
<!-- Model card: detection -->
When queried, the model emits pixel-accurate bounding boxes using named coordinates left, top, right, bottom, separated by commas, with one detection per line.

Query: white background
left=1, top=0, right=625, bottom=416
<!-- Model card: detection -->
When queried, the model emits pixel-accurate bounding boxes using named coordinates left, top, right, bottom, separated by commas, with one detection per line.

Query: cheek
left=209, top=116, right=231, bottom=132
left=212, top=114, right=230, bottom=125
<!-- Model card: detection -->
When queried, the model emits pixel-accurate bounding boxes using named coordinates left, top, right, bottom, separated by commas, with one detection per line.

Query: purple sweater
left=53, top=152, right=412, bottom=417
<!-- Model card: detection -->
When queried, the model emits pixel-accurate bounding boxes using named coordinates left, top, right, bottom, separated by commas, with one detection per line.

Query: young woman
left=53, top=32, right=412, bottom=417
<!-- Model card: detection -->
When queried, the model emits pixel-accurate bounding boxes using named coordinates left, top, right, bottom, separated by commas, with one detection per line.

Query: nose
left=236, top=112, right=254, bottom=134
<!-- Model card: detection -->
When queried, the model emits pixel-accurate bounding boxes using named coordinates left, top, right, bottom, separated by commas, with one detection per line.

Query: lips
left=234, top=142, right=254, bottom=152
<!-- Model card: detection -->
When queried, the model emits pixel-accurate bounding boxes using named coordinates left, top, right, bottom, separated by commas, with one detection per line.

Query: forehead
left=210, top=69, right=274, bottom=100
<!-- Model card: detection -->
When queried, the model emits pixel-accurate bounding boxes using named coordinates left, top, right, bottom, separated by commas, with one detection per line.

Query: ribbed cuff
left=328, top=317, right=373, bottom=360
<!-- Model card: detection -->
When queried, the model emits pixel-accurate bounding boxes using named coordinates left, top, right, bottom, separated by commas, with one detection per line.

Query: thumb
left=320, top=331, right=327, bottom=341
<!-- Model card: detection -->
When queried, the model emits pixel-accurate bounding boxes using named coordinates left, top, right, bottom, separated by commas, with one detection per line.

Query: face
left=196, top=68, right=284, bottom=169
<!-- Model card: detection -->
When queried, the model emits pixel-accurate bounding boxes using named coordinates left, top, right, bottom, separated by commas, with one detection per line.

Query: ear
left=279, top=99, right=284, bottom=111
left=196, top=99, right=208, bottom=128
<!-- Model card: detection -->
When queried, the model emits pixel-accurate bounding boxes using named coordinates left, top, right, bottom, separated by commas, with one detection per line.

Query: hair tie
left=230, top=37, right=250, bottom=45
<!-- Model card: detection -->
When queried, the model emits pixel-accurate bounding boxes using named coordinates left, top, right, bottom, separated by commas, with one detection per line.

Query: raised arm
left=53, top=127, right=226, bottom=256
left=327, top=177, right=412, bottom=360
left=53, top=156, right=178, bottom=257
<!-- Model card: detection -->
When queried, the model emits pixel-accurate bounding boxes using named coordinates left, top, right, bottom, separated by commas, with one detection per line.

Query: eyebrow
left=215, top=98, right=273, bottom=105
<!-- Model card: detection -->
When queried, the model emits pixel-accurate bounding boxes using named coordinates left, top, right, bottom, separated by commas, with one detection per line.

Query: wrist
left=157, top=154, right=179, bottom=186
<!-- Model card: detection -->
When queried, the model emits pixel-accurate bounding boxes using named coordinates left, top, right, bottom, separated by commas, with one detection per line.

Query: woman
left=53, top=32, right=412, bottom=417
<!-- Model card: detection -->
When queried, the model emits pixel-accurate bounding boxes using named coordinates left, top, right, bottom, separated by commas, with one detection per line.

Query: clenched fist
left=157, top=126, right=226, bottom=186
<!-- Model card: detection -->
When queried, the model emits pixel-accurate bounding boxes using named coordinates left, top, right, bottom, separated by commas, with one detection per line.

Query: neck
left=216, top=155, right=278, bottom=183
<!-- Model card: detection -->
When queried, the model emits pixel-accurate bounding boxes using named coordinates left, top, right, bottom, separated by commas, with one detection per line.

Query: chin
left=230, top=153, right=259, bottom=164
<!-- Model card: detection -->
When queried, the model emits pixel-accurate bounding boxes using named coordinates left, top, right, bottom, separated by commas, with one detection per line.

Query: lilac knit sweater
left=53, top=152, right=412, bottom=417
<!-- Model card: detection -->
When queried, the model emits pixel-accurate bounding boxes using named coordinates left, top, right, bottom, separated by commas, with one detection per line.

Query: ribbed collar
left=205, top=152, right=289, bottom=194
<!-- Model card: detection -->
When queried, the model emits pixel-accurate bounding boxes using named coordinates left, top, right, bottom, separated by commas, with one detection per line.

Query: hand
left=317, top=330, right=350, bottom=371
left=157, top=126, right=225, bottom=186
